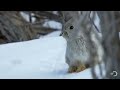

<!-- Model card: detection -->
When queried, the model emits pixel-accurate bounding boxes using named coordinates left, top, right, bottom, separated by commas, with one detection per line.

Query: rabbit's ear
left=62, top=11, right=72, bottom=22
left=61, top=11, right=80, bottom=23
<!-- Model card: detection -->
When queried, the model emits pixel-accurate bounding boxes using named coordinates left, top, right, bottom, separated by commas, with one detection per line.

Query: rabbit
left=61, top=11, right=104, bottom=73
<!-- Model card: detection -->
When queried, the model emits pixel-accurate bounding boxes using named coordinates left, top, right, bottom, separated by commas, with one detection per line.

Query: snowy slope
left=0, top=33, right=93, bottom=79
left=44, top=31, right=61, bottom=37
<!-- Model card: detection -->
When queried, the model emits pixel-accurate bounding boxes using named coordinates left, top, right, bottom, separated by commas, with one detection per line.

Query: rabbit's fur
left=61, top=11, right=103, bottom=73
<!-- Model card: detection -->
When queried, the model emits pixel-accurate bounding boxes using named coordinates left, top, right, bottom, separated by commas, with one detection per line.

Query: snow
left=44, top=31, right=61, bottom=37
left=0, top=32, right=94, bottom=79
left=43, top=21, right=62, bottom=30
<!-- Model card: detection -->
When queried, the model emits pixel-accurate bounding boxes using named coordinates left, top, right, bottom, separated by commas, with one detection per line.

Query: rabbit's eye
left=70, top=26, right=74, bottom=30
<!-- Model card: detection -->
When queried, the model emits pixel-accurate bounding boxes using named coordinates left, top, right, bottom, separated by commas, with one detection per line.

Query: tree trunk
left=97, top=11, right=120, bottom=79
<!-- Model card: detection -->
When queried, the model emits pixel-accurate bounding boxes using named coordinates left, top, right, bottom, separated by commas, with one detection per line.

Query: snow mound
left=44, top=31, right=61, bottom=37
left=0, top=36, right=93, bottom=79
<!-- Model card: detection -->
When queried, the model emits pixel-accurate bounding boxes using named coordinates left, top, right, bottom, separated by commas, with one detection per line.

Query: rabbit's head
left=61, top=11, right=90, bottom=41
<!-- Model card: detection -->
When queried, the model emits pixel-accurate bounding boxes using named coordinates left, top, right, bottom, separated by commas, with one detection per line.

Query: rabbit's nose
left=63, top=31, right=68, bottom=36
left=59, top=32, right=63, bottom=36
left=60, top=31, right=68, bottom=37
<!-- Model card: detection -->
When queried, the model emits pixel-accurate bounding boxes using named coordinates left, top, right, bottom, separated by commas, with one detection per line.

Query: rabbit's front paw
left=76, top=64, right=86, bottom=72
left=68, top=66, right=78, bottom=73
left=68, top=64, right=86, bottom=73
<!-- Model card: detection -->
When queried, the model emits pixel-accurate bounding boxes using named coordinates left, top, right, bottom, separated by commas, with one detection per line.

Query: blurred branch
left=0, top=11, right=61, bottom=44
left=24, top=11, right=62, bottom=23
left=31, top=24, right=60, bottom=35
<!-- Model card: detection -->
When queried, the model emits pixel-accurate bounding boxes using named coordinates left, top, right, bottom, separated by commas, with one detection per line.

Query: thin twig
left=89, top=11, right=101, bottom=33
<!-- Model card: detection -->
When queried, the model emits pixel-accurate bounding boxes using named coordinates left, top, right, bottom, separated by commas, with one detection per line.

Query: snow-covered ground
left=0, top=31, right=94, bottom=79
left=0, top=12, right=103, bottom=79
